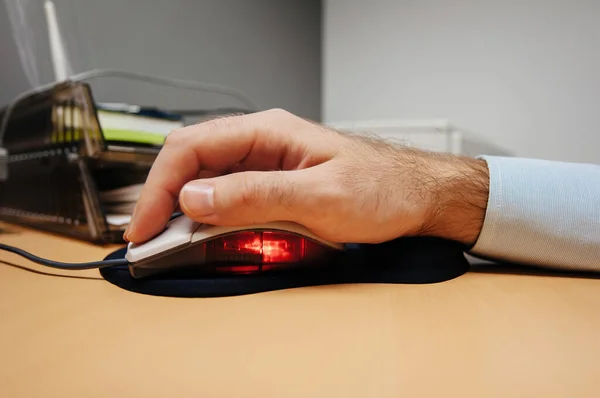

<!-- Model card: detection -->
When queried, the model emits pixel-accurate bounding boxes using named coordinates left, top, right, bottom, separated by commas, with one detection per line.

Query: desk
left=1, top=222, right=599, bottom=397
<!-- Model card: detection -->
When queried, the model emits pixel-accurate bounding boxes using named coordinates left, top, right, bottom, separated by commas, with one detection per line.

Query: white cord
left=70, top=69, right=260, bottom=111
left=0, top=68, right=261, bottom=146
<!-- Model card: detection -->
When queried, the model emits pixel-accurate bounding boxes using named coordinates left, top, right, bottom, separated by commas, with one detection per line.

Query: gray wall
left=1, top=0, right=53, bottom=105
left=1, top=0, right=322, bottom=120
left=324, top=0, right=600, bottom=163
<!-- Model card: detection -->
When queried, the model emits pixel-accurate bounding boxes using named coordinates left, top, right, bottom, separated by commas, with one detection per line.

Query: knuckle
left=265, top=108, right=292, bottom=119
left=164, top=127, right=188, bottom=146
left=204, top=114, right=241, bottom=134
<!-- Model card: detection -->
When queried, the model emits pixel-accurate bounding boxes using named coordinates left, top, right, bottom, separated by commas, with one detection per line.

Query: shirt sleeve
left=469, top=155, right=600, bottom=272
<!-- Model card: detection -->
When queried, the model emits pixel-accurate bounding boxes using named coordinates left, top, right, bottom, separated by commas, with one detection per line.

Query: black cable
left=1, top=212, right=181, bottom=271
left=0, top=243, right=128, bottom=270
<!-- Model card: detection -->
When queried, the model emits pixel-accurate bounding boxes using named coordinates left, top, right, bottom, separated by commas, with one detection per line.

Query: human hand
left=124, top=109, right=489, bottom=246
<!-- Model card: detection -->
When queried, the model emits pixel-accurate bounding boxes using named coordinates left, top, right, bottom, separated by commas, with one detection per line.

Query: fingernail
left=123, top=225, right=132, bottom=242
left=181, top=182, right=215, bottom=216
left=123, top=223, right=134, bottom=241
left=123, top=206, right=138, bottom=240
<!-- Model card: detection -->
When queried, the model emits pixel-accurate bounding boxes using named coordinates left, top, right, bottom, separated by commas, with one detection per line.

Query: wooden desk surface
left=1, top=222, right=599, bottom=397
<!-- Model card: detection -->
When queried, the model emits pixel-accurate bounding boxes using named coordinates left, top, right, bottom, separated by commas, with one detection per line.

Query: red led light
left=263, top=231, right=305, bottom=263
left=203, top=230, right=331, bottom=274
left=208, top=231, right=304, bottom=263
left=215, top=265, right=260, bottom=274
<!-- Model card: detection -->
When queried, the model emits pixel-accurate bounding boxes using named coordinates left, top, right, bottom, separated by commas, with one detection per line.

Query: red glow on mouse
left=213, top=231, right=304, bottom=262
left=203, top=231, right=332, bottom=274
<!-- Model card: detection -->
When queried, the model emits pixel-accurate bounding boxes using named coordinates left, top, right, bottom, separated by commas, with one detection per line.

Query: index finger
left=123, top=110, right=295, bottom=243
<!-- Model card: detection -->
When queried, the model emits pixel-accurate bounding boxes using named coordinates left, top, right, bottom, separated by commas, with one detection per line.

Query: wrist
left=421, top=154, right=490, bottom=246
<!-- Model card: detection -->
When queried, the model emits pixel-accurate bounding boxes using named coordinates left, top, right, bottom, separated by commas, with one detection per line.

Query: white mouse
left=125, top=214, right=344, bottom=278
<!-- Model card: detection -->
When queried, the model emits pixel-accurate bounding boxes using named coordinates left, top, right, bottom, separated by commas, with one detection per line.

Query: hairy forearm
left=414, top=150, right=600, bottom=272
left=420, top=153, right=490, bottom=246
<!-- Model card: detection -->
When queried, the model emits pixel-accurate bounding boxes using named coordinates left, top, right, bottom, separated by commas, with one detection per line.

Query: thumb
left=179, top=170, right=310, bottom=226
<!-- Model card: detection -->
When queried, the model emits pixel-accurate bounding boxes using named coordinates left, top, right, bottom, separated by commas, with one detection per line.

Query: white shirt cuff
left=469, top=155, right=600, bottom=272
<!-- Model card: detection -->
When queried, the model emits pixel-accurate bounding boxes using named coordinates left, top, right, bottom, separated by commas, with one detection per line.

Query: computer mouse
left=125, top=214, right=344, bottom=278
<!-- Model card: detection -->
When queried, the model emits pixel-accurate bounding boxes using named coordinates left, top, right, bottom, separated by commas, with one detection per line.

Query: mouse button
left=125, top=216, right=202, bottom=263
left=190, top=224, right=241, bottom=243
left=167, top=214, right=202, bottom=231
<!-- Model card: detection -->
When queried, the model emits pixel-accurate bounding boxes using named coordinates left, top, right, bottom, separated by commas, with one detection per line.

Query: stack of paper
left=99, top=183, right=144, bottom=228
left=93, top=104, right=184, bottom=229
left=96, top=103, right=184, bottom=147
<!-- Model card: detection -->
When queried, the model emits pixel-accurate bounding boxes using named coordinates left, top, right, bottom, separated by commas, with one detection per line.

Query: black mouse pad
left=100, top=237, right=470, bottom=298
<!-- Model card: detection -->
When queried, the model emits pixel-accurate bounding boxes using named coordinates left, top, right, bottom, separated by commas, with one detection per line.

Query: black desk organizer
left=0, top=81, right=159, bottom=243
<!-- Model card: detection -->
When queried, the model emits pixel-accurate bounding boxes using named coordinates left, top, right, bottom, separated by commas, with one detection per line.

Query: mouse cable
left=0, top=212, right=182, bottom=270
left=0, top=243, right=128, bottom=270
